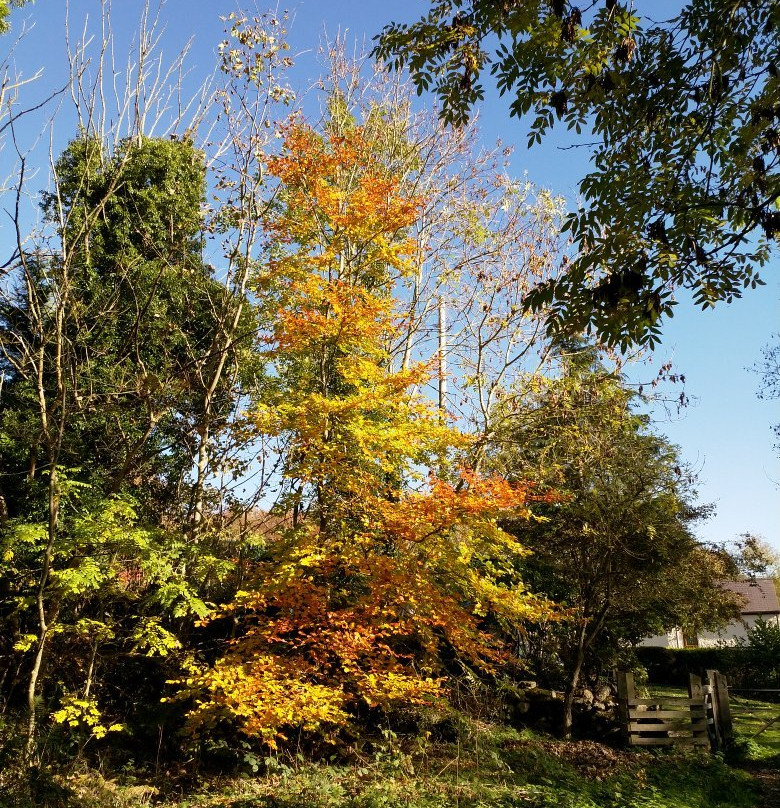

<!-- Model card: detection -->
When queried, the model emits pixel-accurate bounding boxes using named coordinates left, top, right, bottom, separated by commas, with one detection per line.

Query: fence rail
left=617, top=670, right=732, bottom=750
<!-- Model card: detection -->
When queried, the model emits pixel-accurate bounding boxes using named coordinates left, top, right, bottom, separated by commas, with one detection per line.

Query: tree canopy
left=488, top=344, right=741, bottom=734
left=0, top=0, right=27, bottom=35
left=375, top=1, right=780, bottom=348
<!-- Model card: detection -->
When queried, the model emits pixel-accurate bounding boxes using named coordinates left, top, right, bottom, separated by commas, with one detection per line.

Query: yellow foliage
left=183, top=656, right=349, bottom=744
left=51, top=696, right=125, bottom=740
left=183, top=120, right=553, bottom=746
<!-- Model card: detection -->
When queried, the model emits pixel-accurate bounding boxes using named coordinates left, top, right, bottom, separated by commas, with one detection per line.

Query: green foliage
left=375, top=1, right=779, bottom=347
left=0, top=133, right=240, bottom=521
left=42, top=135, right=206, bottom=272
left=637, top=646, right=745, bottom=687
left=1, top=487, right=221, bottom=742
left=727, top=733, right=778, bottom=764
left=745, top=618, right=780, bottom=688
left=486, top=344, right=741, bottom=726
left=0, top=0, right=28, bottom=34
left=0, top=130, right=252, bottom=757
left=3, top=10, right=270, bottom=761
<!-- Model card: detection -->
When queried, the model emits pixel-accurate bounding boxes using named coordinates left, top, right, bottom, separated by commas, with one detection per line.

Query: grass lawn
left=647, top=684, right=780, bottom=758
left=729, top=694, right=780, bottom=756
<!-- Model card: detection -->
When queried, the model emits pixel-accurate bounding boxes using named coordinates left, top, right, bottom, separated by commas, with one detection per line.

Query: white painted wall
left=639, top=629, right=683, bottom=649
left=639, top=614, right=780, bottom=648
left=697, top=613, right=780, bottom=647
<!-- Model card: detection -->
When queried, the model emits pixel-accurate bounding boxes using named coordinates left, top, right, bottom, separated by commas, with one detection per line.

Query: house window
left=682, top=630, right=699, bottom=648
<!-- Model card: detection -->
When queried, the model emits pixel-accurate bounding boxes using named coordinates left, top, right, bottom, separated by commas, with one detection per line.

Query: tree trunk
left=26, top=444, right=62, bottom=758
left=437, top=295, right=447, bottom=412
left=562, top=604, right=610, bottom=739
left=25, top=627, right=48, bottom=758
left=562, top=626, right=587, bottom=740
left=191, top=423, right=210, bottom=532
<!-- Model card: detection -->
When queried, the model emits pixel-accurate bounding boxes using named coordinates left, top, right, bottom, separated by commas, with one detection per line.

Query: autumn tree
left=181, top=119, right=550, bottom=747
left=313, top=43, right=568, bottom=457
left=376, top=1, right=779, bottom=348
left=488, top=344, right=741, bottom=737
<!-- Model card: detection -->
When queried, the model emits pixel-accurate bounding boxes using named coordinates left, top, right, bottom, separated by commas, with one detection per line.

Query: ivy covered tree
left=1, top=135, right=227, bottom=516
left=488, top=344, right=741, bottom=736
left=376, top=1, right=780, bottom=348
left=0, top=134, right=242, bottom=754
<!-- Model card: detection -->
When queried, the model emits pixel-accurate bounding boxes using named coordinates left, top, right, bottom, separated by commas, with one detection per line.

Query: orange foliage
left=181, top=120, right=552, bottom=746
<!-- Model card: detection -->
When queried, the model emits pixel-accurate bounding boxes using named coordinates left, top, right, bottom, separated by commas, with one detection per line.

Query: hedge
left=636, top=646, right=747, bottom=686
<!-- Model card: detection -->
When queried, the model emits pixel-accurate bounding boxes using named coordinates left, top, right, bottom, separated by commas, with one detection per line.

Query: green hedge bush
left=636, top=646, right=747, bottom=686
left=638, top=620, right=780, bottom=690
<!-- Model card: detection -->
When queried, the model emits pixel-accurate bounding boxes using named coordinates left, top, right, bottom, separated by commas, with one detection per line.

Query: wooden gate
left=617, top=669, right=734, bottom=750
left=617, top=671, right=710, bottom=748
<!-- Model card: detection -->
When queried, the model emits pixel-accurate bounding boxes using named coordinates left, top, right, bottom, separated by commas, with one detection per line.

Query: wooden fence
left=729, top=687, right=780, bottom=742
left=617, top=669, right=733, bottom=750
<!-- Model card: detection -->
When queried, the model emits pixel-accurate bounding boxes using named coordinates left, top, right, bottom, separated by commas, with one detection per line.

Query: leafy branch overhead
left=375, top=1, right=780, bottom=348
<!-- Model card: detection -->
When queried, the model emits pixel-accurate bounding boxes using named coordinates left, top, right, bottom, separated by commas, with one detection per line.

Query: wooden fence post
left=688, top=673, right=709, bottom=746
left=702, top=679, right=718, bottom=750
left=707, top=669, right=734, bottom=747
left=688, top=672, right=703, bottom=701
left=616, top=670, right=635, bottom=746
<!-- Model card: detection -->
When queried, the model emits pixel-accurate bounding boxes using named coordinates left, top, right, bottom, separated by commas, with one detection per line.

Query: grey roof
left=723, top=578, right=780, bottom=615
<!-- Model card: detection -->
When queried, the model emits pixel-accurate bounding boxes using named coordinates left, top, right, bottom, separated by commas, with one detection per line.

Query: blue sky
left=4, top=0, right=779, bottom=552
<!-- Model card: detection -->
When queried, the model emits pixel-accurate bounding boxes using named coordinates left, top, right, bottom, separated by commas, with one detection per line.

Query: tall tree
left=0, top=132, right=234, bottom=754
left=0, top=3, right=223, bottom=754
left=376, top=2, right=780, bottom=348
left=488, top=345, right=741, bottom=736
left=180, top=120, right=550, bottom=747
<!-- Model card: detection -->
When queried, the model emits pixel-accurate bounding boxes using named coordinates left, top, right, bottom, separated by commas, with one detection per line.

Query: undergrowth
left=2, top=716, right=760, bottom=808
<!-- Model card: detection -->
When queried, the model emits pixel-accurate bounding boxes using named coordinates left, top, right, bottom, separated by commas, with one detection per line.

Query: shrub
left=636, top=646, right=746, bottom=686
left=744, top=619, right=780, bottom=688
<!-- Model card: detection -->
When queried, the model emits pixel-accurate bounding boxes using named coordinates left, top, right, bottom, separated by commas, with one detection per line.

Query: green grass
left=647, top=684, right=780, bottom=759
left=47, top=723, right=760, bottom=808
left=729, top=694, right=780, bottom=759
left=645, top=685, right=688, bottom=698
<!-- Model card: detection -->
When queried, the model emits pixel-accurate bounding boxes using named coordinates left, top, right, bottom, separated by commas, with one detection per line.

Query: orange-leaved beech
left=179, top=120, right=552, bottom=746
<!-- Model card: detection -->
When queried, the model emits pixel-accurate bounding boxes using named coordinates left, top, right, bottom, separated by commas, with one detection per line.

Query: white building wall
left=640, top=614, right=780, bottom=648
left=639, top=629, right=683, bottom=649
left=697, top=613, right=780, bottom=647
